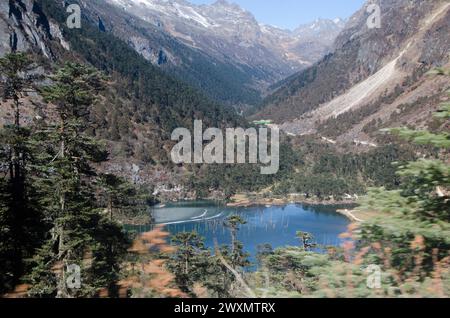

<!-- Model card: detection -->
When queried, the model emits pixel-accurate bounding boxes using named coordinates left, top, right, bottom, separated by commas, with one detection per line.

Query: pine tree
left=202, top=245, right=234, bottom=298
left=0, top=53, right=45, bottom=293
left=223, top=215, right=250, bottom=269
left=166, top=231, right=210, bottom=295
left=296, top=231, right=317, bottom=251
left=28, top=63, right=128, bottom=297
left=96, top=173, right=150, bottom=223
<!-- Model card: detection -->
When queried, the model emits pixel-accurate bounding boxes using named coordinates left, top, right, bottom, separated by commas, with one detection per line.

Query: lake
left=129, top=201, right=351, bottom=260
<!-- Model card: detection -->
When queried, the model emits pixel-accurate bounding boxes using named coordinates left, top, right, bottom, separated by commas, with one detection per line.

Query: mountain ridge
left=105, top=0, right=346, bottom=87
left=256, top=0, right=450, bottom=146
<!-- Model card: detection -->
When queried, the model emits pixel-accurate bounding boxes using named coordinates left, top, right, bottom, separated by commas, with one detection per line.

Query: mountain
left=294, top=18, right=346, bottom=40
left=0, top=0, right=244, bottom=172
left=0, top=0, right=56, bottom=58
left=256, top=0, right=450, bottom=145
left=5, top=0, right=344, bottom=109
left=290, top=18, right=347, bottom=63
left=71, top=0, right=268, bottom=107
left=104, top=0, right=345, bottom=93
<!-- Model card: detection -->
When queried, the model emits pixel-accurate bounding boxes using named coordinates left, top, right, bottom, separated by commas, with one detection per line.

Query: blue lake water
left=129, top=201, right=351, bottom=260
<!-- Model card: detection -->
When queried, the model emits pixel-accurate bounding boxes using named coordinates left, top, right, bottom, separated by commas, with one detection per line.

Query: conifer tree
left=166, top=231, right=210, bottom=295
left=296, top=231, right=317, bottom=251
left=224, top=215, right=250, bottom=269
left=97, top=173, right=150, bottom=222
left=28, top=63, right=128, bottom=297
left=0, top=53, right=45, bottom=293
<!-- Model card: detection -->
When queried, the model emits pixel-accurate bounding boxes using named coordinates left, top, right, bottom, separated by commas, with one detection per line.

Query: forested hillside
left=72, top=0, right=264, bottom=107
left=1, top=0, right=245, bottom=174
left=37, top=0, right=243, bottom=130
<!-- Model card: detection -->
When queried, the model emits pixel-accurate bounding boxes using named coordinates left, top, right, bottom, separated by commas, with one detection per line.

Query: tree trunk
left=14, top=97, right=20, bottom=128
left=108, top=198, right=113, bottom=221
left=56, top=122, right=68, bottom=298
left=184, top=241, right=189, bottom=275
left=231, top=229, right=236, bottom=255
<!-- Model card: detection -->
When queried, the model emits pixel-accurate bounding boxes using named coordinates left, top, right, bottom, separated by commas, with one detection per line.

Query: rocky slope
left=0, top=0, right=66, bottom=58
left=256, top=0, right=450, bottom=146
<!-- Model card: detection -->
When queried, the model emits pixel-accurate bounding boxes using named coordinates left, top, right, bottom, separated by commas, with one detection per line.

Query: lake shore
left=146, top=193, right=362, bottom=225
left=226, top=193, right=357, bottom=209
left=225, top=193, right=366, bottom=223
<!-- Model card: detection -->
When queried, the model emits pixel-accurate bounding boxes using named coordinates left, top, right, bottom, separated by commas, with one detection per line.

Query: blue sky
left=190, top=0, right=367, bottom=30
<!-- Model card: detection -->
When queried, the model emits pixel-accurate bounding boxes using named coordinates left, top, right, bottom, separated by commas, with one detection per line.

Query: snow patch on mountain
left=172, top=2, right=212, bottom=28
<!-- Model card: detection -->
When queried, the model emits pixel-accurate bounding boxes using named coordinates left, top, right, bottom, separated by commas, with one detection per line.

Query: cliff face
left=257, top=0, right=450, bottom=144
left=0, top=0, right=58, bottom=57
left=0, top=0, right=71, bottom=127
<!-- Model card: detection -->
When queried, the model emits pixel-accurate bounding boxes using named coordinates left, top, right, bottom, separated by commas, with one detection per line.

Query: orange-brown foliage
left=116, top=226, right=186, bottom=298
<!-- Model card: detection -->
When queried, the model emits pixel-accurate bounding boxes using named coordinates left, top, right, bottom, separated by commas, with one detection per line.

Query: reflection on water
left=128, top=201, right=350, bottom=261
